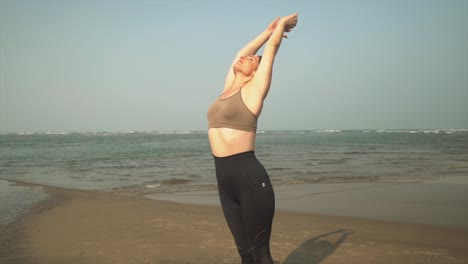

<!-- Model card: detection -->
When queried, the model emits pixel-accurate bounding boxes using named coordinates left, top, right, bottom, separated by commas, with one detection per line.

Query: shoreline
left=147, top=175, right=468, bottom=230
left=2, top=181, right=468, bottom=264
left=5, top=175, right=468, bottom=229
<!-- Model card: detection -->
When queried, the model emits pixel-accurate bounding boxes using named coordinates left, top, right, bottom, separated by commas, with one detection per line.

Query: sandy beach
left=3, top=179, right=468, bottom=264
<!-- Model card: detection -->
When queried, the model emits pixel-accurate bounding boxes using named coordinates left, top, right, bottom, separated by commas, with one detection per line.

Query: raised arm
left=251, top=13, right=298, bottom=100
left=223, top=18, right=282, bottom=91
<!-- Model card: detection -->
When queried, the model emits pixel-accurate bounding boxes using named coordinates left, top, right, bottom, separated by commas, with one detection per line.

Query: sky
left=1, top=0, right=467, bottom=132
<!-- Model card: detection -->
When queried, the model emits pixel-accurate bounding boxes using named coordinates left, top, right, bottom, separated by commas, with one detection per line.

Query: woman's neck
left=232, top=75, right=253, bottom=90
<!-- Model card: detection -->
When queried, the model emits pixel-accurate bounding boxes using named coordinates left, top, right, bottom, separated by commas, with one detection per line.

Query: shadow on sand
left=283, top=229, right=354, bottom=264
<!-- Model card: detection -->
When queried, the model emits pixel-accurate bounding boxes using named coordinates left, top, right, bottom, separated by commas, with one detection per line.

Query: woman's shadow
left=283, top=229, right=354, bottom=264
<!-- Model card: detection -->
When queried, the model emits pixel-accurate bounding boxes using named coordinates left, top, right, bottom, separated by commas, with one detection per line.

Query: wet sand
left=148, top=176, right=468, bottom=229
left=4, top=183, right=468, bottom=264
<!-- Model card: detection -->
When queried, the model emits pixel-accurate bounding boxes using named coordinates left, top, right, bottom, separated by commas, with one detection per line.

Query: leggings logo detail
left=262, top=182, right=266, bottom=187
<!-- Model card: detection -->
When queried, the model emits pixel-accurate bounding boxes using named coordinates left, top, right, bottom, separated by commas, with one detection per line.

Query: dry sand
left=4, top=185, right=468, bottom=264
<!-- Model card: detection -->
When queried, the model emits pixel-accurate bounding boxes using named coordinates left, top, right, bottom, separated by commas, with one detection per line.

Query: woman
left=207, top=13, right=299, bottom=264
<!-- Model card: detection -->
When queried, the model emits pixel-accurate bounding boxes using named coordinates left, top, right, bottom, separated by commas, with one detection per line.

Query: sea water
left=1, top=129, right=467, bottom=224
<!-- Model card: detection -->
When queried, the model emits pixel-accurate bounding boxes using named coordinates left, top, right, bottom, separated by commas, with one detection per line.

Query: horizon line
left=1, top=128, right=468, bottom=134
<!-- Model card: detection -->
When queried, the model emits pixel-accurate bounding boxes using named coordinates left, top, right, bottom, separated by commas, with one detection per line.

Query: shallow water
left=0, top=180, right=49, bottom=226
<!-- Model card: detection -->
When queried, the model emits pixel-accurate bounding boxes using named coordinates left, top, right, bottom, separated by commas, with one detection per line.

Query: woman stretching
left=207, top=13, right=299, bottom=263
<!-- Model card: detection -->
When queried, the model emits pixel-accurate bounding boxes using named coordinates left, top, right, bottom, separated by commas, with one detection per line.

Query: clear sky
left=1, top=0, right=467, bottom=132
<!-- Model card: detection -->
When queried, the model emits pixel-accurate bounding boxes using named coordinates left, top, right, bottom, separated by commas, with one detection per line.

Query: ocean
left=1, top=129, right=468, bottom=226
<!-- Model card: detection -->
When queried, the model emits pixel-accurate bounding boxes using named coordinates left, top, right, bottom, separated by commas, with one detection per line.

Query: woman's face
left=233, top=55, right=261, bottom=77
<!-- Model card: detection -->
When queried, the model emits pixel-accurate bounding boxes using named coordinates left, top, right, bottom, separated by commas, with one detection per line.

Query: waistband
left=212, top=150, right=255, bottom=161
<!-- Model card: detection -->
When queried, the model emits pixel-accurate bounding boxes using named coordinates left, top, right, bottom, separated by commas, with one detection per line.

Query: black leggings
left=214, top=151, right=275, bottom=264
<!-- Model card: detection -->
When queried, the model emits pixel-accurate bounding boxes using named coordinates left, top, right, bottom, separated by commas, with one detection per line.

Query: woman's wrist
left=265, top=28, right=274, bottom=35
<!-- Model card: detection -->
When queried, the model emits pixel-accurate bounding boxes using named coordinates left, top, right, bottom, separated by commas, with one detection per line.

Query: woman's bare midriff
left=208, top=128, right=256, bottom=157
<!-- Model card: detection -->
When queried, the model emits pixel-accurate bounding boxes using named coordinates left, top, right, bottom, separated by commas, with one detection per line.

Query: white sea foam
left=16, top=132, right=36, bottom=135
left=45, top=132, right=69, bottom=135
left=374, top=129, right=468, bottom=134
left=316, top=130, right=342, bottom=133
left=156, top=131, right=193, bottom=135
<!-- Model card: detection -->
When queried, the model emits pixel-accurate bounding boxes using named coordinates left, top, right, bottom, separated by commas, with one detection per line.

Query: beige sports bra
left=207, top=90, right=258, bottom=132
